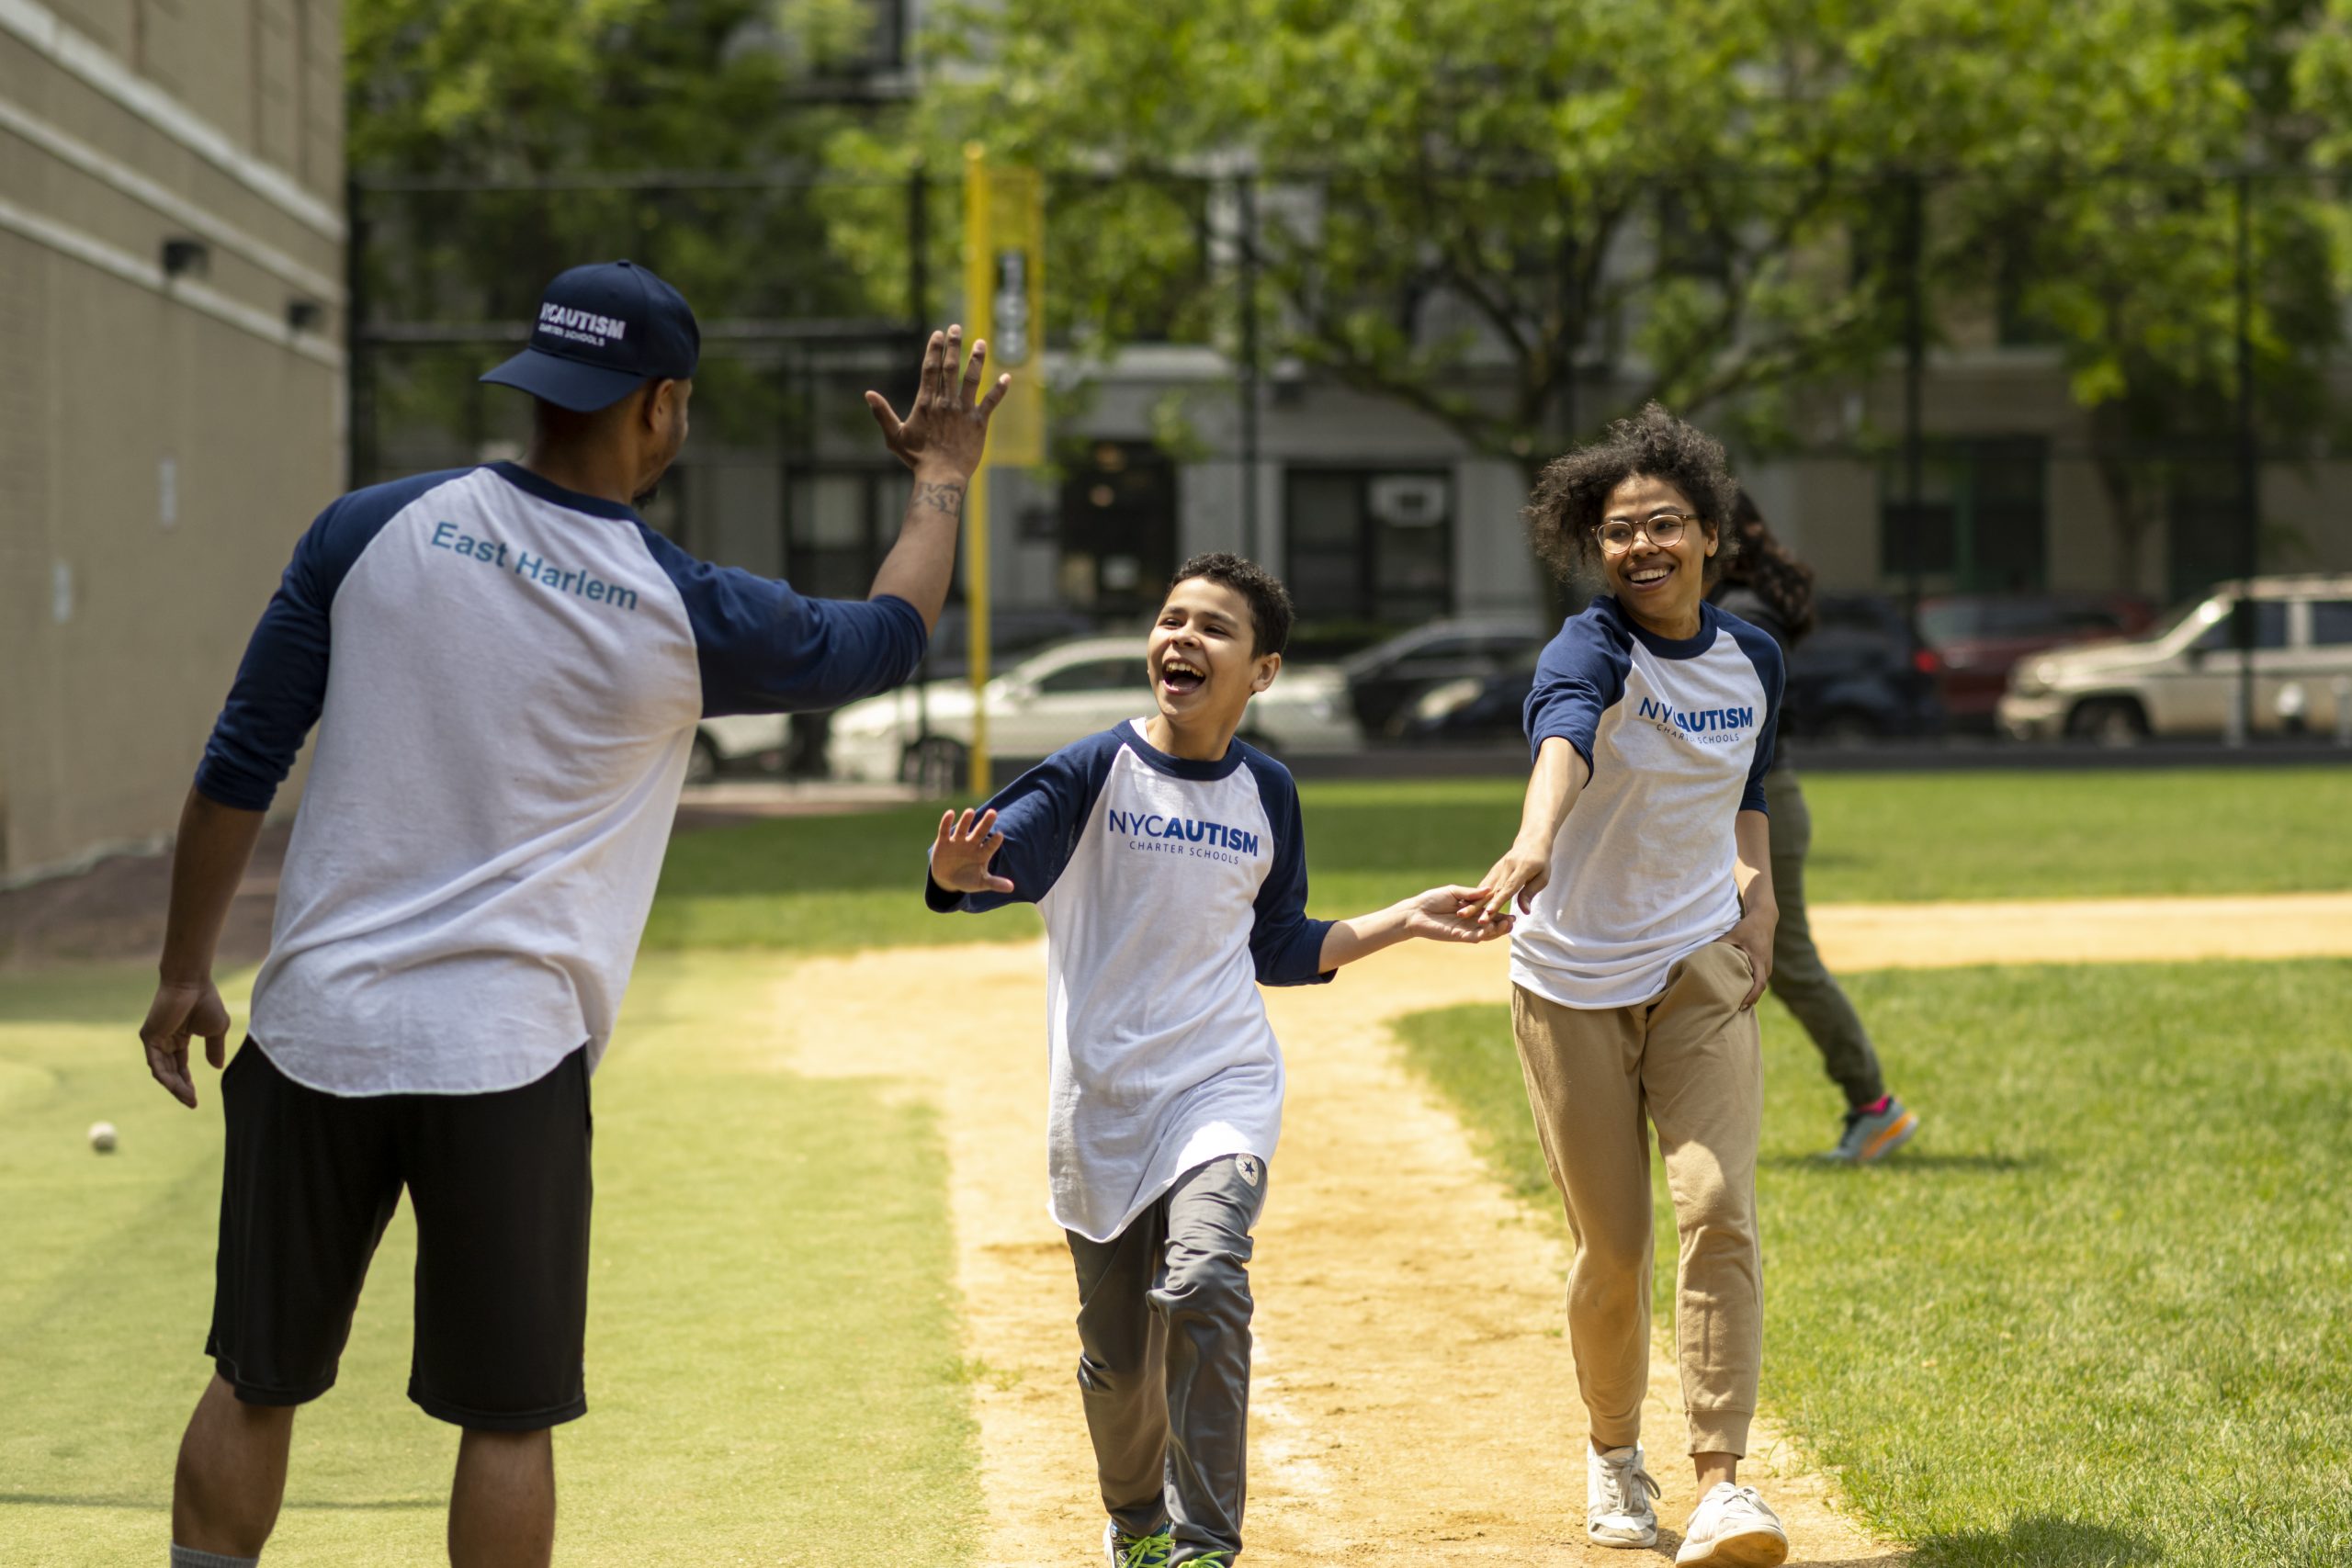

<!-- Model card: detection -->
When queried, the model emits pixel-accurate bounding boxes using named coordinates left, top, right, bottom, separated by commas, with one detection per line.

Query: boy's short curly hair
left=1523, top=403, right=1743, bottom=587
left=1167, top=552, right=1295, bottom=658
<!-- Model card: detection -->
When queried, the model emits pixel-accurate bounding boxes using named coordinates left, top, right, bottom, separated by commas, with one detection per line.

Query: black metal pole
left=1237, top=174, right=1261, bottom=562
left=908, top=160, right=930, bottom=324
left=2233, top=169, right=2258, bottom=745
left=1903, top=173, right=1925, bottom=618
left=345, top=175, right=372, bottom=489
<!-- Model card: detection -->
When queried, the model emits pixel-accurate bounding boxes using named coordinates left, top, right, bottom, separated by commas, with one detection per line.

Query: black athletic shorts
left=205, top=1039, right=594, bottom=1430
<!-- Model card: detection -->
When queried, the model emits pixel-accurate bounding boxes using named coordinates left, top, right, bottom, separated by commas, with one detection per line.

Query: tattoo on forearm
left=912, top=480, right=966, bottom=517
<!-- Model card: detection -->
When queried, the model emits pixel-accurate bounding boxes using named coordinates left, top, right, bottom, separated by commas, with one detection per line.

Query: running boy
left=925, top=553, right=1504, bottom=1567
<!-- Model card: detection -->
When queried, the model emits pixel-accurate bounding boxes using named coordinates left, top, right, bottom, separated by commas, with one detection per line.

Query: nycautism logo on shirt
left=1105, top=808, right=1261, bottom=865
left=1636, top=695, right=1757, bottom=745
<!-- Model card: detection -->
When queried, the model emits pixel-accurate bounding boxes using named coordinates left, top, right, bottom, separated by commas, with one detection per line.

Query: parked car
left=829, top=637, right=1363, bottom=789
left=1340, top=616, right=1549, bottom=738
left=1398, top=645, right=1544, bottom=740
left=912, top=605, right=1102, bottom=682
left=1780, top=594, right=1944, bottom=743
left=1999, top=575, right=2352, bottom=743
left=683, top=606, right=1105, bottom=784
left=1917, top=592, right=2156, bottom=728
left=1401, top=594, right=1943, bottom=745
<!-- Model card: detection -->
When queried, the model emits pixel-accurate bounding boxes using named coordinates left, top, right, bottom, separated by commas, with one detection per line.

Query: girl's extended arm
left=1475, top=735, right=1590, bottom=924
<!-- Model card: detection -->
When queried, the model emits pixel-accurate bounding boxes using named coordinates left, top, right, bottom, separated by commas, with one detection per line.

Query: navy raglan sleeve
left=1243, top=753, right=1335, bottom=987
left=1722, top=615, right=1786, bottom=813
left=635, top=526, right=929, bottom=716
left=1522, top=615, right=1630, bottom=770
left=924, top=735, right=1114, bottom=914
left=193, top=469, right=463, bottom=811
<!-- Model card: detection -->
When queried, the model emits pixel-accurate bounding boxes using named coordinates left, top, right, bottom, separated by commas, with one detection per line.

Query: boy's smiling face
left=1148, top=576, right=1280, bottom=742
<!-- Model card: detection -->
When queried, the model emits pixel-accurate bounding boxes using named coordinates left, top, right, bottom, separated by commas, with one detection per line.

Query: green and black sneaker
left=1103, top=1522, right=1174, bottom=1568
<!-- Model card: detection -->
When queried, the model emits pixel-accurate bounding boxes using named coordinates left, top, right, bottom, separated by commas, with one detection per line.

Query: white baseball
left=89, top=1121, right=118, bottom=1154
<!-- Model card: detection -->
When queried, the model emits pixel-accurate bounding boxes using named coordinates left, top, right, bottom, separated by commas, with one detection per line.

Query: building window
left=1283, top=468, right=1453, bottom=626
left=2165, top=455, right=2245, bottom=605
left=1879, top=438, right=2047, bottom=592
left=786, top=466, right=911, bottom=601
left=1057, top=442, right=1179, bottom=614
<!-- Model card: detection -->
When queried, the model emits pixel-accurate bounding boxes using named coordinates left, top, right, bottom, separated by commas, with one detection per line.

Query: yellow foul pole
left=960, top=144, right=1044, bottom=799
left=962, top=144, right=994, bottom=798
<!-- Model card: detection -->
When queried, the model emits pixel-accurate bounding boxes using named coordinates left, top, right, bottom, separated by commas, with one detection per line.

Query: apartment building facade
left=0, top=0, right=344, bottom=881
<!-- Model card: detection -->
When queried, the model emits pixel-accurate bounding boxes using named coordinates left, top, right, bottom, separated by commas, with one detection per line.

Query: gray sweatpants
left=1068, top=1153, right=1269, bottom=1563
left=1763, top=767, right=1887, bottom=1110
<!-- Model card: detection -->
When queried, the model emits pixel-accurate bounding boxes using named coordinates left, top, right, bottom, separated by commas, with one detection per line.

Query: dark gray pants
left=1069, top=1154, right=1269, bottom=1563
left=1764, top=768, right=1887, bottom=1110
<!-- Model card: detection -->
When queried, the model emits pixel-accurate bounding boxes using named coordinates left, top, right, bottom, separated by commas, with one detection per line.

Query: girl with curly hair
left=1476, top=404, right=1791, bottom=1566
left=1711, top=492, right=1920, bottom=1164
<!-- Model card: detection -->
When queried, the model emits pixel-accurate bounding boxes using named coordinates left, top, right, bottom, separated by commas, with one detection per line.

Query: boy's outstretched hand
left=931, top=807, right=1015, bottom=895
left=1404, top=885, right=1513, bottom=942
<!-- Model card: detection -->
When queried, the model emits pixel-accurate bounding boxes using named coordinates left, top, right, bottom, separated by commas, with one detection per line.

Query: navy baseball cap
left=481, top=260, right=700, bottom=412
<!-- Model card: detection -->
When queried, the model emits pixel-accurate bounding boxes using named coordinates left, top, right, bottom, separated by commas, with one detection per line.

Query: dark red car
left=1917, top=592, right=2158, bottom=727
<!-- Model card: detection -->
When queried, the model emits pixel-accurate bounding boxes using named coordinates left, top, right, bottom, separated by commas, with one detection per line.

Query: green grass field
left=1397, top=962, right=2352, bottom=1567
left=645, top=767, right=2352, bottom=952
left=5, top=765, right=2348, bottom=1563
left=0, top=958, right=978, bottom=1566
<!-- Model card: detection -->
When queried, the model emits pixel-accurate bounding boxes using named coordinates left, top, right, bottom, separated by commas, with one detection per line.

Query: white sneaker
left=1675, top=1481, right=1789, bottom=1566
left=1585, top=1442, right=1661, bottom=1548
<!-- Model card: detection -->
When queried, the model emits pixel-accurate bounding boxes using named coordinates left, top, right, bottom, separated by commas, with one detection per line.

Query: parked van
left=1998, top=576, right=2352, bottom=742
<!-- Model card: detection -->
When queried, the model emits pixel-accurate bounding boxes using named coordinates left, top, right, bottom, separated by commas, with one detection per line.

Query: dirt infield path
left=764, top=895, right=2352, bottom=1565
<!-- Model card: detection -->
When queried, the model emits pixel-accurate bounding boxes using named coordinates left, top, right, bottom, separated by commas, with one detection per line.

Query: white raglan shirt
left=197, top=461, right=930, bottom=1095
left=1510, top=595, right=1784, bottom=1010
left=928, top=721, right=1333, bottom=1243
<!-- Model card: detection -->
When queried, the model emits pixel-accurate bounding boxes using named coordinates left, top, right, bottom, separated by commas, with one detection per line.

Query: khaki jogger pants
left=1512, top=941, right=1763, bottom=1457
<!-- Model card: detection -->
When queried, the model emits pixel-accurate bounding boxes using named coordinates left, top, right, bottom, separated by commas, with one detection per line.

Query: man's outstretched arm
left=864, top=324, right=1012, bottom=630
left=141, top=789, right=266, bottom=1108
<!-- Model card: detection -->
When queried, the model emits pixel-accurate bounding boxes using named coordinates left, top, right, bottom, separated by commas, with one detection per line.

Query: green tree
left=888, top=0, right=2347, bottom=592
left=1939, top=0, right=2349, bottom=593
left=346, top=0, right=912, bottom=453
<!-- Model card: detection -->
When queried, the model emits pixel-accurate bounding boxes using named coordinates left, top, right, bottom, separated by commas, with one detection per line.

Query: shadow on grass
left=1914, top=1514, right=2162, bottom=1566
left=1761, top=1151, right=2042, bottom=1174
left=0, top=1493, right=437, bottom=1511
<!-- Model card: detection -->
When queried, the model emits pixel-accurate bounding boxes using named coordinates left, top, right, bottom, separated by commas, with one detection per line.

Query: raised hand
left=865, top=325, right=1012, bottom=484
left=1404, top=885, right=1513, bottom=943
left=931, top=807, right=1015, bottom=896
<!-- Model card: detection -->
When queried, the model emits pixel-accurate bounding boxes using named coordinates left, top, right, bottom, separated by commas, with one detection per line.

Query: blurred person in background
left=1710, top=491, right=1919, bottom=1165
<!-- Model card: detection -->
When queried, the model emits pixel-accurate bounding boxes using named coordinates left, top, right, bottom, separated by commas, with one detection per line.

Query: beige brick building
left=0, top=0, right=343, bottom=882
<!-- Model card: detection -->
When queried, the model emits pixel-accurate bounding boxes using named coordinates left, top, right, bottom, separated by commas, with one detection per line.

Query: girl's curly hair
left=1721, top=489, right=1818, bottom=643
left=1523, top=403, right=1743, bottom=588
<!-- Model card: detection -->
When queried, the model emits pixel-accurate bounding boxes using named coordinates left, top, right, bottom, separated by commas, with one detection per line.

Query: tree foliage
left=899, top=0, right=2352, bottom=584
left=347, top=0, right=912, bottom=453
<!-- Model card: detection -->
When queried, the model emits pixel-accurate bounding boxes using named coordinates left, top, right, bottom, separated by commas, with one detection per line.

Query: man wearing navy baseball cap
left=482, top=259, right=703, bottom=415
left=140, top=260, right=1006, bottom=1568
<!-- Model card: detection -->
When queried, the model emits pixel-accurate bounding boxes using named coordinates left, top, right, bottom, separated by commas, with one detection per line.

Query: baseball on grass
left=89, top=1121, right=118, bottom=1154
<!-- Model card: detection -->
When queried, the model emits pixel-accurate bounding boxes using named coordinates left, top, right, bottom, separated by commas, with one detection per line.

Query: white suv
left=1998, top=575, right=2352, bottom=742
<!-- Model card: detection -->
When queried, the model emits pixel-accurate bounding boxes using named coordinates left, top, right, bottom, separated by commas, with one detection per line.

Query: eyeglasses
left=1595, top=512, right=1695, bottom=554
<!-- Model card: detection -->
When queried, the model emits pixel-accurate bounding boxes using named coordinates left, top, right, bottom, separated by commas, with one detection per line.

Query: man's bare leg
left=173, top=1374, right=295, bottom=1557
left=447, top=1428, right=554, bottom=1568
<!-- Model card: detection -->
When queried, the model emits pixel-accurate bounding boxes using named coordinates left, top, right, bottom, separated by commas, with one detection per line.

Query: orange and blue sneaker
left=1826, top=1094, right=1917, bottom=1164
